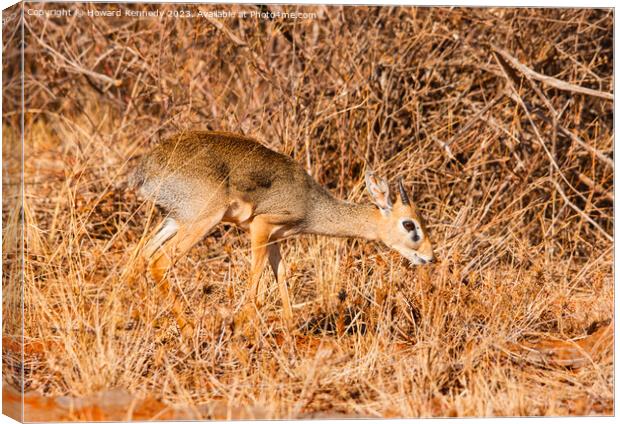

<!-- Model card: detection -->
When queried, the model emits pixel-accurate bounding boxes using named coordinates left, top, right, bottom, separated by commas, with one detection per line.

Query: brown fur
left=133, top=131, right=318, bottom=224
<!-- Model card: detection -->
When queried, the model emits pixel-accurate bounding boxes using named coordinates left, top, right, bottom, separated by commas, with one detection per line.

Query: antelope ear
left=365, top=169, right=392, bottom=213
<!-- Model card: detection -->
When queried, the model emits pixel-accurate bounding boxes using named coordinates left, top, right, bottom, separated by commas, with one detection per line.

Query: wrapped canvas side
left=2, top=2, right=24, bottom=423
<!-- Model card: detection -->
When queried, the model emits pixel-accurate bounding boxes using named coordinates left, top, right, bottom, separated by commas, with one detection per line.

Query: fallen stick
left=500, top=321, right=613, bottom=369
left=492, top=45, right=613, bottom=101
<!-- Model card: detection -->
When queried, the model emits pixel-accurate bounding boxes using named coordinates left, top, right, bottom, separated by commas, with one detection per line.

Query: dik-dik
left=132, top=131, right=434, bottom=336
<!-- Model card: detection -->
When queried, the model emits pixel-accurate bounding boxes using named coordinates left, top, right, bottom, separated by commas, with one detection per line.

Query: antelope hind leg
left=147, top=213, right=223, bottom=339
left=267, top=242, right=294, bottom=331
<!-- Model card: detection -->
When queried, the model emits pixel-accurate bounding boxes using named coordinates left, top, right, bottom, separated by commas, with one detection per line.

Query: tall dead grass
left=2, top=4, right=613, bottom=419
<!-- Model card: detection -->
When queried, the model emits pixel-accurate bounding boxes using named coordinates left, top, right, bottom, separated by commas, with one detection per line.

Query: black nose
left=428, top=257, right=436, bottom=264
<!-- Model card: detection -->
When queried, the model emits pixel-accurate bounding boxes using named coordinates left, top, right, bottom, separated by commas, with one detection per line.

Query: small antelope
left=132, top=130, right=434, bottom=336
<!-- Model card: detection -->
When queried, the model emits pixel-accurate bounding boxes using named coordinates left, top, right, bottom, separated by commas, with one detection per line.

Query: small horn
left=398, top=177, right=410, bottom=206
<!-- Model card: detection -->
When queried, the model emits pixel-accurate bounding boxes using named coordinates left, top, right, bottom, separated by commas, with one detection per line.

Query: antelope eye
left=402, top=220, right=417, bottom=232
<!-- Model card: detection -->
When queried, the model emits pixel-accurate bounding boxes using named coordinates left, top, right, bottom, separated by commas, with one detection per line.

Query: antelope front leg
left=248, top=219, right=271, bottom=305
left=235, top=219, right=272, bottom=337
left=267, top=243, right=294, bottom=330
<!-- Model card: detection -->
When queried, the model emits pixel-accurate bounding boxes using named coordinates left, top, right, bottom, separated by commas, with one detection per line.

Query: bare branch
left=492, top=45, right=613, bottom=101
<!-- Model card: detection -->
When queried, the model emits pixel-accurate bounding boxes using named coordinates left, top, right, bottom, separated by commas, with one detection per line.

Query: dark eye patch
left=402, top=220, right=417, bottom=232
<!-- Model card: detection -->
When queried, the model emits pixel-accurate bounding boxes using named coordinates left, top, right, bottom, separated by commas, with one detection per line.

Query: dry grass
left=2, top=4, right=613, bottom=419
